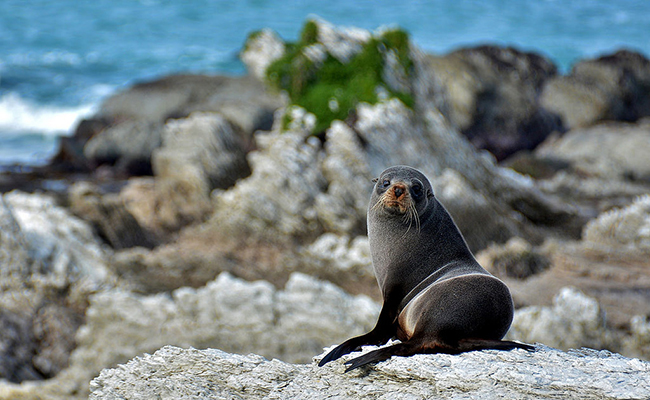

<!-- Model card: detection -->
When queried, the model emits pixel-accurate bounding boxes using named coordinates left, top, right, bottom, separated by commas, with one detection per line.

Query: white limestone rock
left=89, top=344, right=650, bottom=400
left=240, top=28, right=286, bottom=81
left=582, top=194, right=650, bottom=252
left=39, top=272, right=378, bottom=399
left=1, top=190, right=111, bottom=284
left=152, top=112, right=250, bottom=230
left=507, top=287, right=613, bottom=351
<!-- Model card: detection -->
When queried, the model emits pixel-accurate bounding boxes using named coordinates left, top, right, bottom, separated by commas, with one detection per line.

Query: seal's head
left=369, top=166, right=434, bottom=228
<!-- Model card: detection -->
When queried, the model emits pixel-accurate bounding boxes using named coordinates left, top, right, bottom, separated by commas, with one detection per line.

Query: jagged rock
left=540, top=50, right=650, bottom=129
left=240, top=29, right=286, bottom=81
left=108, top=241, right=235, bottom=294
left=310, top=18, right=372, bottom=64
left=623, top=315, right=650, bottom=360
left=1, top=191, right=111, bottom=284
left=0, top=310, right=42, bottom=383
left=0, top=191, right=114, bottom=386
left=68, top=182, right=157, bottom=249
left=432, top=169, right=536, bottom=251
left=314, top=121, right=372, bottom=236
left=31, top=304, right=80, bottom=378
left=424, top=45, right=561, bottom=160
left=506, top=287, right=613, bottom=351
left=0, top=194, right=31, bottom=276
left=89, top=345, right=650, bottom=400
left=477, top=237, right=551, bottom=279
left=215, top=19, right=584, bottom=251
left=5, top=272, right=377, bottom=399
left=83, top=120, right=163, bottom=175
left=114, top=177, right=161, bottom=236
left=582, top=194, right=650, bottom=252
left=50, top=74, right=282, bottom=175
left=152, top=112, right=251, bottom=230
left=294, top=233, right=377, bottom=297
left=208, top=116, right=327, bottom=241
left=535, top=120, right=650, bottom=182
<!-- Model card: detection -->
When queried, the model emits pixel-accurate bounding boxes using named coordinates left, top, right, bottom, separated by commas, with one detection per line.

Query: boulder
left=1, top=191, right=111, bottom=283
left=83, top=120, right=163, bottom=175
left=477, top=237, right=551, bottom=279
left=240, top=28, right=286, bottom=81
left=424, top=45, right=561, bottom=160
left=49, top=74, right=282, bottom=175
left=0, top=273, right=377, bottom=399
left=582, top=194, right=650, bottom=252
left=535, top=120, right=650, bottom=182
left=152, top=112, right=251, bottom=230
left=540, top=50, right=650, bottom=129
left=89, top=345, right=650, bottom=399
left=0, top=310, right=42, bottom=383
left=68, top=181, right=157, bottom=249
left=207, top=112, right=328, bottom=242
left=507, top=287, right=613, bottom=351
left=216, top=18, right=585, bottom=250
left=0, top=191, right=114, bottom=385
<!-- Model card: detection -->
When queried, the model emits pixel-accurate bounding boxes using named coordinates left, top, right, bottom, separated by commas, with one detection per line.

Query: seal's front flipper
left=344, top=342, right=421, bottom=372
left=319, top=303, right=398, bottom=367
left=318, top=335, right=365, bottom=367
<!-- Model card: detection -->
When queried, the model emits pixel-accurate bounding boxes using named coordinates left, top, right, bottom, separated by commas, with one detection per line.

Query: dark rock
left=48, top=74, right=282, bottom=177
left=49, top=118, right=111, bottom=173
left=540, top=49, right=650, bottom=129
left=0, top=310, right=42, bottom=383
left=425, top=45, right=562, bottom=161
left=535, top=120, right=650, bottom=182
left=69, top=182, right=158, bottom=250
left=83, top=120, right=163, bottom=176
left=32, top=303, right=82, bottom=378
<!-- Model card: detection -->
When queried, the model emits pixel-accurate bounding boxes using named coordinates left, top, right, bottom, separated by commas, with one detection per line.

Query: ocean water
left=2, top=0, right=649, bottom=167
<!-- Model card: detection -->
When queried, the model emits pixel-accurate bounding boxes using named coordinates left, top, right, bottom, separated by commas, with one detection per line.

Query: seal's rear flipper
left=456, top=338, right=535, bottom=352
left=344, top=342, right=421, bottom=372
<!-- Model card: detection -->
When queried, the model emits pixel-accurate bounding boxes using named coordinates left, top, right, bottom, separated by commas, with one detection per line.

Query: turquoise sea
left=1, top=0, right=649, bottom=166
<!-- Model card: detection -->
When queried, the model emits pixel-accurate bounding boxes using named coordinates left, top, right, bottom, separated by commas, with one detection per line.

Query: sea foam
left=0, top=92, right=95, bottom=136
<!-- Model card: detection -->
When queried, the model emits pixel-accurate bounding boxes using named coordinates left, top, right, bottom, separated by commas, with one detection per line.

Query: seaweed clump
left=265, top=20, right=414, bottom=134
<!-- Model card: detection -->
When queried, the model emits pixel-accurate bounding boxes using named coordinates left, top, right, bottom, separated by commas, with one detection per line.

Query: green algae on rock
left=263, top=19, right=414, bottom=134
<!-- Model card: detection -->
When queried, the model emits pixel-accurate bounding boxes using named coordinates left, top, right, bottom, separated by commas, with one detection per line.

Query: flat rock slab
left=90, top=344, right=650, bottom=399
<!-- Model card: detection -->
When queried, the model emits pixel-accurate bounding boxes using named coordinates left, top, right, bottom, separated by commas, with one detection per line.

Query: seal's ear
left=427, top=189, right=434, bottom=199
left=372, top=178, right=379, bottom=183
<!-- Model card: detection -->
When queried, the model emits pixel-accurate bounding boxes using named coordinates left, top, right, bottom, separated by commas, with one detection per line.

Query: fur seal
left=318, top=165, right=533, bottom=372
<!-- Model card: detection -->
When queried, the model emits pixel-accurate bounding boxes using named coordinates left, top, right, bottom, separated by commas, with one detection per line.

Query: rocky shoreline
left=1, top=18, right=650, bottom=399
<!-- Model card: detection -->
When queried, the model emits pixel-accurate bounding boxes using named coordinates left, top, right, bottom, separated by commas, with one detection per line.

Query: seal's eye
left=411, top=184, right=423, bottom=199
left=382, top=179, right=390, bottom=188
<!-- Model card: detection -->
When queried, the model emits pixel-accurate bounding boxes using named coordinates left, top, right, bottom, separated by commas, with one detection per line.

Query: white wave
left=0, top=92, right=96, bottom=136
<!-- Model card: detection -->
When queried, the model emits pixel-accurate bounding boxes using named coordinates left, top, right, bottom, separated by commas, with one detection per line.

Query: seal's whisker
left=402, top=208, right=413, bottom=236
left=411, top=201, right=421, bottom=233
left=370, top=195, right=384, bottom=212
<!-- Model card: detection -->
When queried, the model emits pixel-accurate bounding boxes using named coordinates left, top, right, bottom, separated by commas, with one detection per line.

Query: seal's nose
left=393, top=185, right=404, bottom=198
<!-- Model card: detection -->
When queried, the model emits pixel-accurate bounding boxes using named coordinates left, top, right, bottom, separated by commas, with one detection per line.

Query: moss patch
left=265, top=20, right=414, bottom=134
